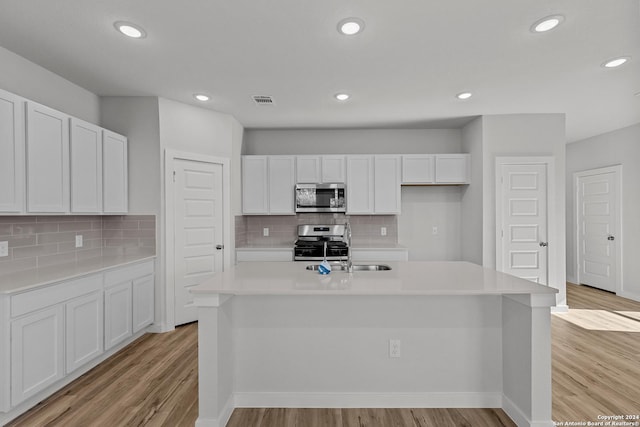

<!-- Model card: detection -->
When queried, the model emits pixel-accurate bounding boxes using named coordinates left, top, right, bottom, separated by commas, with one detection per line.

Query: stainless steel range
left=294, top=224, right=349, bottom=261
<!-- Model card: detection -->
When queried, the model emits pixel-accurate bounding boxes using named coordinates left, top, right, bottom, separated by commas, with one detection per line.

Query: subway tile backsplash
left=236, top=214, right=398, bottom=247
left=0, top=215, right=156, bottom=275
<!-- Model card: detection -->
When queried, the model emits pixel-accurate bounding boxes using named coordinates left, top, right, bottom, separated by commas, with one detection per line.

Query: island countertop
left=193, top=261, right=559, bottom=297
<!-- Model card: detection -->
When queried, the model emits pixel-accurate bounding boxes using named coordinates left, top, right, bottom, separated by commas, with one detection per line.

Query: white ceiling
left=0, top=0, right=638, bottom=142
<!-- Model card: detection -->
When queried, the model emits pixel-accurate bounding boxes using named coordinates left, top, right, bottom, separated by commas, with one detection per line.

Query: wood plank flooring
left=8, top=282, right=640, bottom=427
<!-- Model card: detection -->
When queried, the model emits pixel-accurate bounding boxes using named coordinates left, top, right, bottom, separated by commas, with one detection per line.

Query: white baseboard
left=502, top=394, right=554, bottom=427
left=551, top=304, right=568, bottom=313
left=619, top=290, right=640, bottom=303
left=194, top=395, right=234, bottom=427
left=146, top=322, right=174, bottom=333
left=233, top=391, right=502, bottom=409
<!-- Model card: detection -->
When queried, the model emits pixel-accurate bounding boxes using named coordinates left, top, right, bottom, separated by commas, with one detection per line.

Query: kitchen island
left=192, top=261, right=557, bottom=427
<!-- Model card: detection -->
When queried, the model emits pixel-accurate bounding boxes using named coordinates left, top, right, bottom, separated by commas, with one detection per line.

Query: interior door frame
left=495, top=157, right=556, bottom=285
left=164, top=150, right=231, bottom=329
left=574, top=165, right=623, bottom=293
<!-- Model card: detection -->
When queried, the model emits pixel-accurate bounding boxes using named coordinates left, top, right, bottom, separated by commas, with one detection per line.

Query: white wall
left=461, top=117, right=484, bottom=265
left=480, top=114, right=567, bottom=307
left=0, top=46, right=99, bottom=124
left=566, top=123, right=640, bottom=301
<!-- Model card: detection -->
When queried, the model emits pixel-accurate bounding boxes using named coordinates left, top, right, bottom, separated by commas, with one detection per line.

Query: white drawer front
left=104, top=260, right=154, bottom=288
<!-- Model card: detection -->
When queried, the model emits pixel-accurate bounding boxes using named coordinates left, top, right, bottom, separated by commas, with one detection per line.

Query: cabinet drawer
left=104, top=260, right=154, bottom=288
left=11, top=274, right=102, bottom=318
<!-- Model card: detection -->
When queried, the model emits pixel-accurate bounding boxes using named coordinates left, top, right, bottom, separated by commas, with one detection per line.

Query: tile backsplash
left=236, top=214, right=397, bottom=247
left=0, top=215, right=155, bottom=275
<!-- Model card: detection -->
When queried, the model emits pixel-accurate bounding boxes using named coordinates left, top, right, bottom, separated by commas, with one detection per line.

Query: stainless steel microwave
left=295, top=183, right=346, bottom=213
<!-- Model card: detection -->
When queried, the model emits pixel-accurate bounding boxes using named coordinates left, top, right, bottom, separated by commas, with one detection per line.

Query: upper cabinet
left=70, top=118, right=103, bottom=213
left=26, top=101, right=70, bottom=213
left=268, top=156, right=296, bottom=214
left=401, top=154, right=470, bottom=185
left=374, top=155, right=401, bottom=214
left=295, top=155, right=345, bottom=183
left=346, top=155, right=401, bottom=215
left=102, top=130, right=128, bottom=213
left=0, top=89, right=25, bottom=213
left=242, top=155, right=295, bottom=215
left=346, top=155, right=374, bottom=214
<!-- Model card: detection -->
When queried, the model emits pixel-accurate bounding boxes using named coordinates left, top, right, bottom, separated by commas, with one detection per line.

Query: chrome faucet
left=343, top=221, right=353, bottom=273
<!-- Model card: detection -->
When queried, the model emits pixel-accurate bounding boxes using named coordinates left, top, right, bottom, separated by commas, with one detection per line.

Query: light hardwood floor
left=8, top=283, right=640, bottom=426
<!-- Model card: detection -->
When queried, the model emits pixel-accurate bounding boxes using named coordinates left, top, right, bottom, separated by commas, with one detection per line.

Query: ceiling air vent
left=252, top=95, right=275, bottom=106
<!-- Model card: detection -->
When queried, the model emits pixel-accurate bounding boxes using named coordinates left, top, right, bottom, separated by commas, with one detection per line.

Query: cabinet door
left=374, top=155, right=401, bottom=214
left=242, top=156, right=269, bottom=214
left=103, top=130, right=128, bottom=213
left=435, top=154, right=470, bottom=184
left=402, top=155, right=434, bottom=184
left=11, top=305, right=64, bottom=406
left=26, top=101, right=70, bottom=213
left=104, top=282, right=133, bottom=350
left=0, top=89, right=25, bottom=213
left=133, top=275, right=154, bottom=333
left=70, top=118, right=102, bottom=213
left=268, top=156, right=295, bottom=215
left=321, top=155, right=346, bottom=183
left=65, top=291, right=104, bottom=374
left=346, top=155, right=374, bottom=214
left=295, top=156, right=321, bottom=183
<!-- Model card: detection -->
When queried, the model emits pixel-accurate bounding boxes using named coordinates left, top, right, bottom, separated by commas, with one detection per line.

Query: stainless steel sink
left=306, top=264, right=392, bottom=272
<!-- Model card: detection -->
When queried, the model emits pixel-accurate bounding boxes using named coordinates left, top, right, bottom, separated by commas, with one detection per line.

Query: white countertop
left=0, top=253, right=156, bottom=294
left=192, top=261, right=558, bottom=297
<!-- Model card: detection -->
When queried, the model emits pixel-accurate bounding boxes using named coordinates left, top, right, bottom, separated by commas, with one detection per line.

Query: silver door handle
left=607, top=235, right=615, bottom=241
left=539, top=242, right=548, bottom=247
left=216, top=245, right=224, bottom=250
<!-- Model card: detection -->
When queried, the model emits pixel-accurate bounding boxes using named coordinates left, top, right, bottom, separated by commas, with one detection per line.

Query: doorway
left=575, top=166, right=622, bottom=293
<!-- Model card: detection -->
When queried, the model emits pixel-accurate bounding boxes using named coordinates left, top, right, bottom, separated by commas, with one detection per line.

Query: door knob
left=539, top=242, right=548, bottom=247
left=607, top=235, right=615, bottom=241
left=216, top=245, right=224, bottom=250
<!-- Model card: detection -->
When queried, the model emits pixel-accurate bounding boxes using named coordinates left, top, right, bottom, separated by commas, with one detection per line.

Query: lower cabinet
left=10, top=305, right=65, bottom=406
left=104, top=282, right=133, bottom=350
left=65, top=291, right=104, bottom=374
left=133, top=275, right=155, bottom=333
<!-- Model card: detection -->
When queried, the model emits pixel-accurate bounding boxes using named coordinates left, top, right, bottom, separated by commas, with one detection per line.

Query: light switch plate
left=263, top=228, right=269, bottom=237
left=0, top=241, right=8, bottom=257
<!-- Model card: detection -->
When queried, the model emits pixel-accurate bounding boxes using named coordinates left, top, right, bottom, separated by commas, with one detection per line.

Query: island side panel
left=502, top=294, right=554, bottom=427
left=232, top=295, right=503, bottom=407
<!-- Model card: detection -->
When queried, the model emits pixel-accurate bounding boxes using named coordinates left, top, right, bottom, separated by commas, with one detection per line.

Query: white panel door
left=173, top=159, right=223, bottom=326
left=11, top=305, right=64, bottom=406
left=0, top=89, right=25, bottom=212
left=242, top=156, right=268, bottom=214
left=346, top=155, right=374, bottom=214
left=296, top=156, right=321, bottom=183
left=102, top=130, right=128, bottom=213
left=374, top=155, right=401, bottom=214
left=498, top=163, right=548, bottom=284
left=104, top=282, right=133, bottom=350
left=26, top=101, right=70, bottom=213
left=268, top=156, right=295, bottom=214
left=577, top=171, right=618, bottom=292
left=65, top=291, right=104, bottom=374
left=70, top=118, right=102, bottom=213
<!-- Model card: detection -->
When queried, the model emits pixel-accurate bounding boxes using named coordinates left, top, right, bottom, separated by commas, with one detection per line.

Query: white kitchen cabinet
left=104, top=282, right=133, bottom=350
left=374, top=155, right=401, bottom=214
left=0, top=89, right=25, bottom=213
left=402, top=154, right=435, bottom=184
left=435, top=154, right=470, bottom=184
left=242, top=156, right=269, bottom=214
left=26, top=101, right=70, bottom=213
left=65, top=291, right=104, bottom=374
left=268, top=156, right=296, bottom=214
left=11, top=305, right=65, bottom=406
left=321, top=155, right=346, bottom=183
left=132, top=275, right=155, bottom=333
left=70, top=118, right=103, bottom=213
left=242, top=155, right=295, bottom=215
left=295, top=156, right=321, bottom=183
left=346, top=155, right=374, bottom=214
left=102, top=130, right=128, bottom=213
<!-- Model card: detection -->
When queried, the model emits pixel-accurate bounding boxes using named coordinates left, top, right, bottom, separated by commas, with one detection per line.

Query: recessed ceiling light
left=335, top=93, right=350, bottom=101
left=194, top=94, right=210, bottom=102
left=114, top=21, right=146, bottom=39
left=531, top=15, right=564, bottom=33
left=456, top=92, right=472, bottom=100
left=602, top=56, right=630, bottom=68
left=337, top=18, right=365, bottom=36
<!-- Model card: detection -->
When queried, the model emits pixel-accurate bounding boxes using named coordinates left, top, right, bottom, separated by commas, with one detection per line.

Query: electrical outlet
left=0, top=241, right=8, bottom=257
left=432, top=226, right=438, bottom=235
left=263, top=227, right=269, bottom=237
left=389, top=339, right=401, bottom=358
left=381, top=227, right=387, bottom=236
left=75, top=235, right=83, bottom=248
